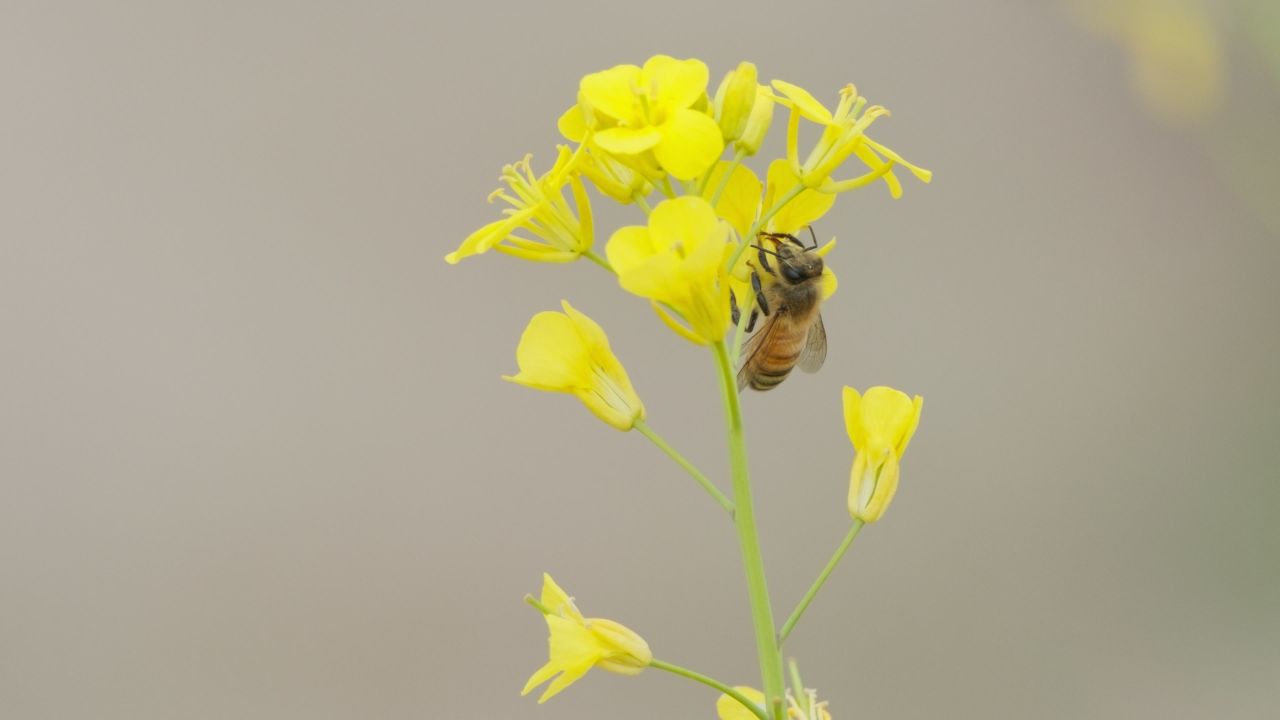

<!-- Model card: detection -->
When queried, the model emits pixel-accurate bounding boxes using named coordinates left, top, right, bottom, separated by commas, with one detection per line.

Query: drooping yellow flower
left=579, top=55, right=724, bottom=180
left=504, top=301, right=645, bottom=431
left=523, top=574, right=652, bottom=703
left=607, top=196, right=734, bottom=345
left=844, top=386, right=923, bottom=523
left=717, top=687, right=832, bottom=720
left=446, top=147, right=593, bottom=264
left=771, top=81, right=932, bottom=197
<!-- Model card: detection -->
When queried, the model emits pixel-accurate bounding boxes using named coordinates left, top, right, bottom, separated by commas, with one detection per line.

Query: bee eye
left=781, top=264, right=804, bottom=283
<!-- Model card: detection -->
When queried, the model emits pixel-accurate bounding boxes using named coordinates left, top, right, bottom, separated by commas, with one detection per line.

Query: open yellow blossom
left=607, top=196, right=733, bottom=345
left=446, top=147, right=592, bottom=264
left=845, top=386, right=923, bottom=523
left=718, top=687, right=832, bottom=720
left=503, top=302, right=644, bottom=431
left=579, top=55, right=724, bottom=180
left=772, top=80, right=932, bottom=197
left=523, top=574, right=651, bottom=703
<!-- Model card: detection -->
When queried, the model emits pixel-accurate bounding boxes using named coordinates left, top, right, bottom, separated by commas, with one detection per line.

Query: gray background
left=2, top=1, right=1278, bottom=718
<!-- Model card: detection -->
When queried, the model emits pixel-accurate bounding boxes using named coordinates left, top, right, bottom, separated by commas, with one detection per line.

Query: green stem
left=650, top=659, right=768, bottom=720
left=634, top=193, right=653, bottom=216
left=634, top=420, right=734, bottom=517
left=728, top=184, right=806, bottom=271
left=712, top=340, right=785, bottom=720
left=777, top=520, right=864, bottom=646
left=582, top=249, right=615, bottom=274
left=709, top=149, right=748, bottom=207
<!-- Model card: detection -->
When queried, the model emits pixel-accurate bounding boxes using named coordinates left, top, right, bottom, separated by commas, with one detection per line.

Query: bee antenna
left=805, top=225, right=818, bottom=249
left=751, top=244, right=782, bottom=258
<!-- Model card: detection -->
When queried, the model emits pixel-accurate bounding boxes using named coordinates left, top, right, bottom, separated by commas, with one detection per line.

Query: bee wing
left=737, top=312, right=784, bottom=391
left=797, top=313, right=827, bottom=373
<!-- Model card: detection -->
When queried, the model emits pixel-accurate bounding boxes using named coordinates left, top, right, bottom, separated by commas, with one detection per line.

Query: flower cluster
left=449, top=55, right=932, bottom=720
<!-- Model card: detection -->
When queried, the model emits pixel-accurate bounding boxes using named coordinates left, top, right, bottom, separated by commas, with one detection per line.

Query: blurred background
left=2, top=1, right=1277, bottom=718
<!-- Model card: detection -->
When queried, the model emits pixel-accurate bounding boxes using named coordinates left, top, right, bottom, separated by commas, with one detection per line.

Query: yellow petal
left=445, top=207, right=538, bottom=264
left=647, top=195, right=723, bottom=259
left=860, top=386, right=919, bottom=451
left=700, top=161, right=762, bottom=239
left=718, top=687, right=767, bottom=720
left=896, top=395, right=924, bottom=458
left=770, top=79, right=833, bottom=123
left=864, top=137, right=933, bottom=183
left=539, top=573, right=584, bottom=621
left=558, top=104, right=588, bottom=142
left=538, top=659, right=594, bottom=703
left=654, top=108, right=724, bottom=180
left=596, top=126, right=663, bottom=155
left=580, top=64, right=643, bottom=122
left=820, top=266, right=837, bottom=300
left=586, top=617, right=651, bottom=673
left=522, top=661, right=560, bottom=697
left=643, top=54, right=709, bottom=110
left=842, top=386, right=866, bottom=450
left=765, top=159, right=835, bottom=233
left=504, top=312, right=590, bottom=392
left=858, top=452, right=900, bottom=523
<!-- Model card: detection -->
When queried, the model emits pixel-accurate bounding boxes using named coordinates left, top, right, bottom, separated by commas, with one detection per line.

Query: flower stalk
left=651, top=659, right=768, bottom=720
left=634, top=420, right=734, bottom=516
left=713, top=340, right=786, bottom=720
left=777, top=520, right=864, bottom=646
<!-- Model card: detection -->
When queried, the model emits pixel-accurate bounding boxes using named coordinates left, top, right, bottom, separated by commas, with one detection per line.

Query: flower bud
left=714, top=61, right=759, bottom=142
left=735, top=86, right=775, bottom=156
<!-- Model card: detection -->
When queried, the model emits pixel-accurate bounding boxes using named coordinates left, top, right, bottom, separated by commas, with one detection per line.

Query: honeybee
left=734, top=230, right=828, bottom=392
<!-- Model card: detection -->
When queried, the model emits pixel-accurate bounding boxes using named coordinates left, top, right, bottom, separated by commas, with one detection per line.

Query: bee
left=734, top=229, right=828, bottom=392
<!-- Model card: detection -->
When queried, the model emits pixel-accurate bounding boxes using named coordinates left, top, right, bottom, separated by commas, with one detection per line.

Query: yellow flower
left=503, top=301, right=645, bottom=431
left=844, top=386, right=923, bottom=523
left=771, top=81, right=932, bottom=197
left=717, top=687, right=832, bottom=720
left=558, top=104, right=658, bottom=203
left=580, top=55, right=724, bottom=180
left=446, top=147, right=593, bottom=264
left=607, top=197, right=733, bottom=345
left=1068, top=0, right=1223, bottom=126
left=523, top=574, right=651, bottom=703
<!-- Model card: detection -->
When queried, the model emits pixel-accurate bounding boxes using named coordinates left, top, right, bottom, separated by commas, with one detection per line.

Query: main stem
left=712, top=341, right=785, bottom=720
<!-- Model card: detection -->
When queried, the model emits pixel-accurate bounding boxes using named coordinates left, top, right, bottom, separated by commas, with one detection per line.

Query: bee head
left=777, top=244, right=824, bottom=284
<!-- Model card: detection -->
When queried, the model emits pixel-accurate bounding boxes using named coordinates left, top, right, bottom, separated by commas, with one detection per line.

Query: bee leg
left=730, top=288, right=741, bottom=325
left=745, top=309, right=760, bottom=333
left=751, top=270, right=771, bottom=316
left=779, top=232, right=804, bottom=249
left=756, top=245, right=775, bottom=275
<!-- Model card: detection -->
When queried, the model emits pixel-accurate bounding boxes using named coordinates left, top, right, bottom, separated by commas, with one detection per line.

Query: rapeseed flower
left=504, top=302, right=644, bottom=431
left=578, top=55, right=724, bottom=180
left=844, top=386, right=923, bottom=523
left=607, top=197, right=733, bottom=345
left=523, top=574, right=651, bottom=703
left=447, top=147, right=593, bottom=264
left=772, top=81, right=932, bottom=197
